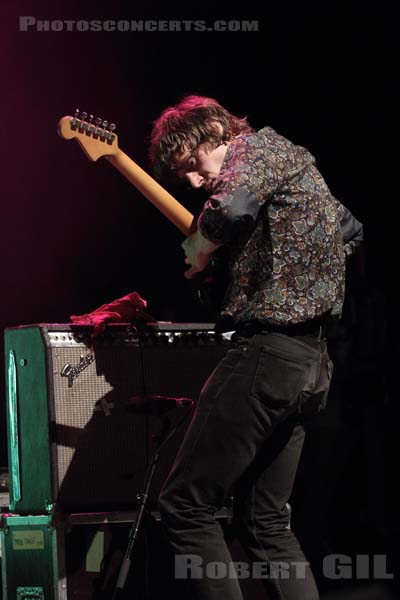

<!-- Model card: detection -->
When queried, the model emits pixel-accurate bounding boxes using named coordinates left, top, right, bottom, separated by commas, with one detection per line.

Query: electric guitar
left=58, top=111, right=197, bottom=235
left=58, top=111, right=229, bottom=311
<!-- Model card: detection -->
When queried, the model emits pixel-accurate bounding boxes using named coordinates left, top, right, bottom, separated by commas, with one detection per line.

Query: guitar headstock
left=58, top=110, right=119, bottom=161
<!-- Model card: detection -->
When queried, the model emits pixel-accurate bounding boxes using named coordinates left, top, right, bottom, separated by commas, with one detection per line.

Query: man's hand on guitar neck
left=182, top=230, right=221, bottom=279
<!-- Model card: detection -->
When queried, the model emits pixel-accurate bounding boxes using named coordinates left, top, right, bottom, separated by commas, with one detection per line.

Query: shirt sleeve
left=198, top=133, right=282, bottom=244
left=198, top=186, right=264, bottom=244
left=338, top=203, right=364, bottom=257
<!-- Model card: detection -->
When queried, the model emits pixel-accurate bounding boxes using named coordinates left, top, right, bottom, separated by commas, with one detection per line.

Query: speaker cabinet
left=4, top=323, right=228, bottom=514
left=0, top=512, right=180, bottom=600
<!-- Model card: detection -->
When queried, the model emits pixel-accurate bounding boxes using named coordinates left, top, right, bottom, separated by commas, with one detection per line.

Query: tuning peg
left=81, top=111, right=88, bottom=121
left=95, top=117, right=102, bottom=126
left=88, top=114, right=94, bottom=123
left=110, top=123, right=116, bottom=132
left=102, top=120, right=109, bottom=129
left=74, top=108, right=80, bottom=118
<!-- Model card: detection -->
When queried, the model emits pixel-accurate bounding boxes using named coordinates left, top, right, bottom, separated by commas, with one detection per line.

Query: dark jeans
left=158, top=329, right=333, bottom=600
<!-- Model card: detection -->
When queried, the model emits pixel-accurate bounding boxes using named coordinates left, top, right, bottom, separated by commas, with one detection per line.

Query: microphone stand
left=112, top=399, right=194, bottom=599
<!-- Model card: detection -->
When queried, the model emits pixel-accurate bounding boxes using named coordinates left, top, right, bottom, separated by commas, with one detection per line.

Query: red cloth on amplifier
left=70, top=291, right=148, bottom=337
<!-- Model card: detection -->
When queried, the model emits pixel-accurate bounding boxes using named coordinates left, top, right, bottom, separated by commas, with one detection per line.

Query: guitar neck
left=107, top=150, right=195, bottom=236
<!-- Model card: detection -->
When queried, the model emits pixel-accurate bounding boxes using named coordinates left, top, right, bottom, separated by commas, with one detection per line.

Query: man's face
left=174, top=142, right=229, bottom=192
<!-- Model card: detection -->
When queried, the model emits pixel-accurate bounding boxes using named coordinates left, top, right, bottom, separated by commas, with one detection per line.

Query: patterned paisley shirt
left=198, top=127, right=363, bottom=326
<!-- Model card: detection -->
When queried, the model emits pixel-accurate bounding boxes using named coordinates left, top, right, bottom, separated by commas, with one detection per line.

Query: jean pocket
left=300, top=354, right=333, bottom=416
left=251, top=346, right=311, bottom=410
left=318, top=357, right=333, bottom=411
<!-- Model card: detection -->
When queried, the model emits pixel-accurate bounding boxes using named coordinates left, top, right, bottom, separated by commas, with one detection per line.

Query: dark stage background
left=0, top=1, right=396, bottom=598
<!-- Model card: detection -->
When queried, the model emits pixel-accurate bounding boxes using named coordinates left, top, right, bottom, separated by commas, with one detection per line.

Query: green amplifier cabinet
left=0, top=515, right=63, bottom=600
left=5, top=326, right=53, bottom=515
left=0, top=511, right=192, bottom=600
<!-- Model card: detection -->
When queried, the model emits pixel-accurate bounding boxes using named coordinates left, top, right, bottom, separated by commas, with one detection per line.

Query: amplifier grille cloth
left=50, top=342, right=147, bottom=510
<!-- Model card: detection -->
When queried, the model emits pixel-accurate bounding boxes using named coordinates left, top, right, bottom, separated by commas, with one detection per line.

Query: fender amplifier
left=4, top=323, right=228, bottom=514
